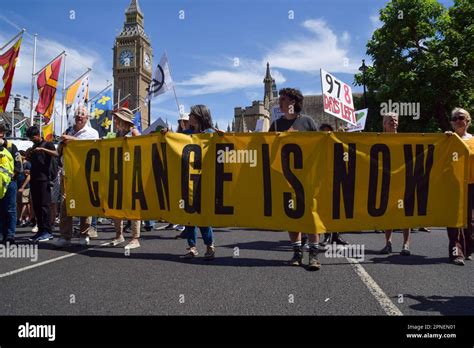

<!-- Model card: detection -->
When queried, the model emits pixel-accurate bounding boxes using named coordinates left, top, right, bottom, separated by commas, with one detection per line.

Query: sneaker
left=54, top=217, right=60, bottom=225
left=452, top=257, right=465, bottom=266
left=182, top=247, right=198, bottom=259
left=321, top=234, right=331, bottom=245
left=204, top=245, right=215, bottom=260
left=289, top=249, right=303, bottom=266
left=308, top=248, right=321, bottom=271
left=87, top=227, right=98, bottom=238
left=54, top=238, right=72, bottom=248
left=418, top=227, right=430, bottom=232
left=35, top=232, right=54, bottom=242
left=108, top=236, right=125, bottom=247
left=302, top=243, right=310, bottom=251
left=466, top=255, right=472, bottom=261
left=79, top=236, right=90, bottom=246
left=29, top=232, right=41, bottom=242
left=400, top=245, right=411, bottom=256
left=31, top=225, right=39, bottom=233
left=144, top=225, right=152, bottom=232
left=380, top=243, right=392, bottom=254
left=125, top=239, right=140, bottom=249
left=21, top=221, right=30, bottom=228
left=333, top=236, right=349, bottom=246
left=175, top=225, right=185, bottom=232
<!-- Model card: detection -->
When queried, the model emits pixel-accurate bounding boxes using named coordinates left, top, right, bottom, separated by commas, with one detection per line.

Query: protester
left=162, top=105, right=219, bottom=260
left=318, top=123, right=349, bottom=247
left=379, top=112, right=411, bottom=256
left=446, top=107, right=473, bottom=265
left=108, top=107, right=142, bottom=249
left=17, top=150, right=32, bottom=227
left=26, top=126, right=58, bottom=242
left=55, top=106, right=99, bottom=247
left=268, top=88, right=321, bottom=270
left=0, top=123, right=21, bottom=245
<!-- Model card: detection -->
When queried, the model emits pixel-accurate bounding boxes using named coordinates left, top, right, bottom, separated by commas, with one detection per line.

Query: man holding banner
left=269, top=88, right=322, bottom=270
left=55, top=106, right=99, bottom=248
left=379, top=112, right=411, bottom=256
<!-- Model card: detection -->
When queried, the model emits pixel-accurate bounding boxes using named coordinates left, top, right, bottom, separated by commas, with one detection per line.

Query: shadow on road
left=402, top=294, right=474, bottom=315
left=368, top=253, right=448, bottom=265
left=218, top=240, right=290, bottom=252
left=80, top=248, right=290, bottom=268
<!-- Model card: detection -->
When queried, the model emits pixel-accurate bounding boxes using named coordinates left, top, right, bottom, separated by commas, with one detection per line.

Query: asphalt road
left=0, top=223, right=472, bottom=316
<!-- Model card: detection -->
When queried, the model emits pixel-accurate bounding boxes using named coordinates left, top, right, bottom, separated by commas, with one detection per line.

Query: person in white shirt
left=55, top=106, right=99, bottom=248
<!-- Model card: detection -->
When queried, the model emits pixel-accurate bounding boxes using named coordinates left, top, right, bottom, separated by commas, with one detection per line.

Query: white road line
left=0, top=242, right=110, bottom=280
left=347, top=257, right=403, bottom=316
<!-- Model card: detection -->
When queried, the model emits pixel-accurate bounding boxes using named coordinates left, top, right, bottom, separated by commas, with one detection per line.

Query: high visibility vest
left=0, top=147, right=14, bottom=199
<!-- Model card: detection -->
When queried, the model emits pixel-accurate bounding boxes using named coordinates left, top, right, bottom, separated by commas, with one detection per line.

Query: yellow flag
left=43, top=119, right=54, bottom=142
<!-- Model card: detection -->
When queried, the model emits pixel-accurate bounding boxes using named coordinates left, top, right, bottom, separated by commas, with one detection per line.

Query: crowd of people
left=0, top=89, right=472, bottom=269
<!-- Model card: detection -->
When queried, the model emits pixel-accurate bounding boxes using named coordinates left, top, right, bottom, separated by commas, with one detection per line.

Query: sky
left=0, top=0, right=454, bottom=131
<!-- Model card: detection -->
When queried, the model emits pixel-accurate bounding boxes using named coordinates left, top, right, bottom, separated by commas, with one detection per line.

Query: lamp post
left=358, top=59, right=368, bottom=108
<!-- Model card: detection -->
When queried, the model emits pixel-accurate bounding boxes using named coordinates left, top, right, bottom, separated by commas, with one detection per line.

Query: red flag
left=121, top=99, right=129, bottom=108
left=35, top=55, right=62, bottom=121
left=0, top=38, right=22, bottom=112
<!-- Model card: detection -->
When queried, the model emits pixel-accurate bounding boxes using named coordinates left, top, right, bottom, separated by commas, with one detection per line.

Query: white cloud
left=263, top=19, right=360, bottom=74
left=370, top=14, right=383, bottom=30
left=1, top=23, right=112, bottom=108
left=177, top=58, right=286, bottom=96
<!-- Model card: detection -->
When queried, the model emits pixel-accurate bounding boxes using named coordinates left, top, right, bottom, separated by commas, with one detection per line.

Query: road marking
left=346, top=257, right=403, bottom=316
left=0, top=242, right=110, bottom=280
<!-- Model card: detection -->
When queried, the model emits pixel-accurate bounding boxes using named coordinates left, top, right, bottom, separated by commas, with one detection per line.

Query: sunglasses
left=451, top=115, right=466, bottom=122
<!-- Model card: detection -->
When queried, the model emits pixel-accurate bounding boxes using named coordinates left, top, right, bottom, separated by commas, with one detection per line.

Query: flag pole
left=29, top=33, right=37, bottom=126
left=61, top=53, right=67, bottom=134
left=34, top=50, right=66, bottom=76
left=64, top=68, right=91, bottom=91
left=0, top=28, right=25, bottom=51
left=164, top=50, right=181, bottom=114
left=113, top=89, right=120, bottom=134
left=88, top=82, right=113, bottom=103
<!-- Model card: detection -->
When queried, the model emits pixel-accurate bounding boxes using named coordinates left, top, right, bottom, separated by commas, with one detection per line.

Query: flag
left=66, top=73, right=89, bottom=127
left=0, top=37, right=22, bottom=112
left=14, top=121, right=26, bottom=138
left=133, top=111, right=142, bottom=133
left=35, top=55, right=63, bottom=122
left=43, top=118, right=54, bottom=142
left=90, top=88, right=112, bottom=138
left=146, top=52, right=173, bottom=101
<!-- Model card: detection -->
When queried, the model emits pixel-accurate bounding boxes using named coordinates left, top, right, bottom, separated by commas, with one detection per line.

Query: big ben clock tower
left=113, top=0, right=152, bottom=128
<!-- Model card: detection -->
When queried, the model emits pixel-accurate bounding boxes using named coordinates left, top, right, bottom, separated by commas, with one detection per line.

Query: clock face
left=144, top=53, right=151, bottom=69
left=119, top=49, right=134, bottom=67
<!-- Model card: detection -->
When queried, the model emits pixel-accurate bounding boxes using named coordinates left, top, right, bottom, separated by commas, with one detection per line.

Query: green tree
left=355, top=0, right=473, bottom=132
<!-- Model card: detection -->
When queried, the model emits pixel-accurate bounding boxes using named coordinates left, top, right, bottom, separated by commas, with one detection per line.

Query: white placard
left=320, top=69, right=357, bottom=126
left=346, top=109, right=368, bottom=132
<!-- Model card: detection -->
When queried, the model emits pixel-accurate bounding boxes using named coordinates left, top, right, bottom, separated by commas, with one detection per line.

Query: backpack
left=39, top=141, right=59, bottom=182
left=49, top=152, right=60, bottom=181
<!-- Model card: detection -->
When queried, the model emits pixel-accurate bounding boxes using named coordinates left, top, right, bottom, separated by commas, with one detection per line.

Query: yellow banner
left=64, top=132, right=469, bottom=233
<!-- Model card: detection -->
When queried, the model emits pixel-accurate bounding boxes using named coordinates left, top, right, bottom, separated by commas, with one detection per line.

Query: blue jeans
left=185, top=226, right=214, bottom=247
left=0, top=180, right=17, bottom=241
left=91, top=216, right=98, bottom=229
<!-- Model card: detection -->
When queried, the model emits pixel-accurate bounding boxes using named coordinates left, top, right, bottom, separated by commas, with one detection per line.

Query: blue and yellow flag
left=90, top=88, right=112, bottom=138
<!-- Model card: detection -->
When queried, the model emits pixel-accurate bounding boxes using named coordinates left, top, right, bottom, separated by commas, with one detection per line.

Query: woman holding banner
left=379, top=112, right=412, bottom=256
left=108, top=107, right=142, bottom=250
left=162, top=105, right=222, bottom=260
left=446, top=108, right=473, bottom=265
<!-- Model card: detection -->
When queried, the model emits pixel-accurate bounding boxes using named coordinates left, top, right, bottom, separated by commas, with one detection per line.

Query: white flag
left=147, top=53, right=173, bottom=101
left=66, top=74, right=90, bottom=127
